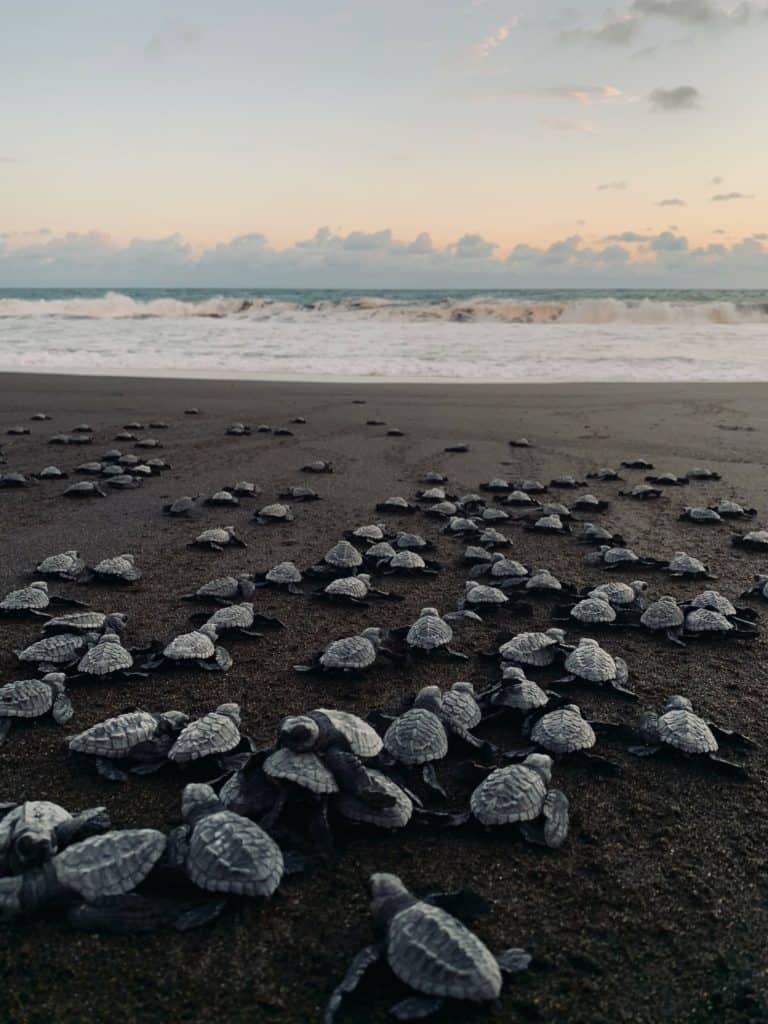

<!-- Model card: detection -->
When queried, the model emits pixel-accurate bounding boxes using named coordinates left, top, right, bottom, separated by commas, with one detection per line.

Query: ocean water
left=1, top=287, right=768, bottom=381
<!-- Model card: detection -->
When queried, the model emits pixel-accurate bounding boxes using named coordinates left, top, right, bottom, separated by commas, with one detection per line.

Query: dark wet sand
left=1, top=373, right=768, bottom=1024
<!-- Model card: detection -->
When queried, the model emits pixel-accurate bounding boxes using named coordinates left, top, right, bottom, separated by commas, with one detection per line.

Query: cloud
left=541, top=117, right=598, bottom=133
left=3, top=225, right=768, bottom=289
left=597, top=180, right=628, bottom=191
left=712, top=175, right=723, bottom=184
left=471, top=19, right=518, bottom=58
left=649, top=86, right=700, bottom=110
left=712, top=191, right=753, bottom=201
left=562, top=16, right=641, bottom=45
left=539, top=85, right=624, bottom=104
left=657, top=197, right=686, bottom=206
left=561, top=1, right=767, bottom=46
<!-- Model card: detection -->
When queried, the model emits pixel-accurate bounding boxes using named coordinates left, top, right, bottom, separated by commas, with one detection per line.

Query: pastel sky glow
left=2, top=0, right=768, bottom=286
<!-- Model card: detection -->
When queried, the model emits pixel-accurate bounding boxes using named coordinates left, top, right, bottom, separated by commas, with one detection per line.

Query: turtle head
left=159, top=710, right=189, bottom=733
left=118, top=554, right=135, bottom=564
left=13, top=826, right=57, bottom=868
left=545, top=628, right=566, bottom=642
left=414, top=686, right=443, bottom=713
left=639, top=711, right=660, bottom=744
left=181, top=783, right=221, bottom=822
left=360, top=627, right=383, bottom=649
left=664, top=695, right=693, bottom=712
left=237, top=576, right=256, bottom=599
left=451, top=681, right=475, bottom=696
left=224, top=525, right=236, bottom=536
left=41, top=672, right=67, bottom=695
left=199, top=623, right=220, bottom=641
left=215, top=703, right=241, bottom=724
left=357, top=573, right=372, bottom=585
left=30, top=581, right=48, bottom=593
left=630, top=580, right=648, bottom=595
left=523, top=753, right=554, bottom=783
left=279, top=715, right=320, bottom=751
left=502, top=666, right=527, bottom=682
left=99, top=633, right=122, bottom=645
left=419, top=607, right=440, bottom=618
left=106, top=613, right=128, bottom=633
left=368, top=873, right=414, bottom=926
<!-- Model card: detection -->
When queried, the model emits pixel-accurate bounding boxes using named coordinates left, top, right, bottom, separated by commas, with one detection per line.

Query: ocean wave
left=1, top=291, right=767, bottom=324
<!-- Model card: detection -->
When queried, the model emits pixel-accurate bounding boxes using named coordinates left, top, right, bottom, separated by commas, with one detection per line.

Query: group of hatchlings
left=2, top=416, right=766, bottom=1021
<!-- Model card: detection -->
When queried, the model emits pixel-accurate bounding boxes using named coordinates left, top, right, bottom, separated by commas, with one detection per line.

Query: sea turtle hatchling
left=380, top=691, right=450, bottom=797
left=742, top=574, right=768, bottom=602
left=552, top=597, right=617, bottom=629
left=586, top=545, right=666, bottom=570
left=398, top=607, right=467, bottom=660
left=308, top=540, right=363, bottom=577
left=557, top=638, right=635, bottom=699
left=228, top=481, right=261, bottom=497
left=333, top=768, right=413, bottom=831
left=205, top=490, right=239, bottom=507
left=0, top=673, right=73, bottom=743
left=162, top=496, right=199, bottom=517
left=577, top=523, right=626, bottom=546
left=679, top=506, right=722, bottom=524
left=0, top=581, right=86, bottom=618
left=165, top=784, right=283, bottom=899
left=628, top=695, right=754, bottom=775
left=278, top=708, right=383, bottom=760
left=16, top=633, right=91, bottom=673
left=683, top=607, right=757, bottom=642
left=0, top=801, right=110, bottom=874
left=192, top=601, right=284, bottom=635
left=181, top=574, right=256, bottom=604
left=168, top=704, right=242, bottom=764
left=325, top=872, right=531, bottom=1023
left=507, top=704, right=618, bottom=773
left=497, top=628, right=566, bottom=668
left=253, top=561, right=303, bottom=594
left=254, top=502, right=294, bottom=524
left=295, top=627, right=389, bottom=674
left=70, top=634, right=141, bottom=682
left=619, top=484, right=662, bottom=500
left=279, top=485, right=320, bottom=501
left=302, top=460, right=333, bottom=473
left=0, top=829, right=167, bottom=920
left=346, top=523, right=387, bottom=544
left=550, top=474, right=585, bottom=489
left=379, top=550, right=440, bottom=576
left=143, top=624, right=232, bottom=673
left=34, top=466, right=68, bottom=480
left=34, top=550, right=87, bottom=581
left=686, top=467, right=721, bottom=481
left=43, top=611, right=127, bottom=636
left=711, top=500, right=756, bottom=519
left=68, top=709, right=190, bottom=780
left=639, top=596, right=685, bottom=645
left=504, top=490, right=537, bottom=507
left=63, top=481, right=107, bottom=498
left=587, top=580, right=647, bottom=609
left=188, top=525, right=247, bottom=551
left=645, top=473, right=688, bottom=487
left=587, top=467, right=623, bottom=481
left=667, top=551, right=715, bottom=579
left=486, top=666, right=552, bottom=717
left=226, top=423, right=251, bottom=436
left=621, top=458, right=654, bottom=470
left=375, top=496, right=417, bottom=514
left=315, top=575, right=398, bottom=606
left=525, top=514, right=570, bottom=534
left=732, top=529, right=768, bottom=550
left=88, top=553, right=142, bottom=584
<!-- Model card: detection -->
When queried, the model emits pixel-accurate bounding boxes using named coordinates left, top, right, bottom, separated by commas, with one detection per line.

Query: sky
left=2, top=0, right=768, bottom=287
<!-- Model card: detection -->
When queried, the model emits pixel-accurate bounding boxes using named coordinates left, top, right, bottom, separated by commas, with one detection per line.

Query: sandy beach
left=1, top=372, right=768, bottom=1024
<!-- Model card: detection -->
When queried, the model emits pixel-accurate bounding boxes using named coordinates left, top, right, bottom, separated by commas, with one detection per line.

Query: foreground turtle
left=0, top=580, right=86, bottom=618
left=315, top=574, right=399, bottom=606
left=68, top=709, right=190, bottom=780
left=557, top=638, right=635, bottom=699
left=380, top=691, right=450, bottom=797
left=325, top=873, right=530, bottom=1023
left=16, top=633, right=91, bottom=672
left=254, top=502, right=294, bottom=524
left=181, top=574, right=256, bottom=604
left=168, top=704, right=242, bottom=764
left=63, top=481, right=107, bottom=498
left=162, top=496, right=199, bottom=517
left=166, top=784, right=284, bottom=898
left=711, top=500, right=756, bottom=519
left=628, top=696, right=754, bottom=775
left=188, top=526, right=247, bottom=551
left=586, top=545, right=666, bottom=570
left=0, top=673, right=73, bottom=742
left=639, top=596, right=685, bottom=645
left=35, top=550, right=86, bottom=580
left=396, top=607, right=467, bottom=660
left=679, top=506, right=722, bottom=524
left=253, top=561, right=303, bottom=594
left=732, top=529, right=768, bottom=550
left=88, top=553, right=142, bottom=584
left=667, top=551, right=715, bottom=579
left=308, top=540, right=364, bottom=578
left=683, top=607, right=757, bottom=642
left=508, top=704, right=618, bottom=774
left=0, top=829, right=167, bottom=920
left=143, top=624, right=232, bottom=673
left=497, top=628, right=566, bottom=668
left=0, top=802, right=110, bottom=874
left=295, top=627, right=390, bottom=674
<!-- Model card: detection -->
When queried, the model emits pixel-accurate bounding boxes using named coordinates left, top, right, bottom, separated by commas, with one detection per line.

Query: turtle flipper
left=424, top=888, right=489, bottom=921
left=496, top=948, right=533, bottom=974
left=541, top=788, right=569, bottom=848
left=93, top=758, right=129, bottom=782
left=52, top=691, right=74, bottom=725
left=173, top=898, right=227, bottom=931
left=707, top=753, right=748, bottom=777
left=708, top=723, right=757, bottom=749
left=628, top=744, right=661, bottom=758
left=390, top=996, right=444, bottom=1020
left=580, top=752, right=621, bottom=776
left=324, top=944, right=383, bottom=1024
left=55, top=807, right=110, bottom=847
left=0, top=718, right=13, bottom=743
left=421, top=762, right=447, bottom=799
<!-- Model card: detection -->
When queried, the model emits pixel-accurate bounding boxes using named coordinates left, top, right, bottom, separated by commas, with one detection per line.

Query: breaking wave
left=1, top=291, right=768, bottom=324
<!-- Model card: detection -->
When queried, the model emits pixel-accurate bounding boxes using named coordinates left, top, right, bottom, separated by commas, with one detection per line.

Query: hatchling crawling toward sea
left=87, top=553, right=142, bottom=584
left=143, top=624, right=232, bottom=673
left=645, top=472, right=688, bottom=487
left=302, top=459, right=333, bottom=473
left=0, top=828, right=167, bottom=921
left=68, top=709, right=190, bottom=780
left=587, top=580, right=647, bottom=610
left=556, top=638, right=636, bottom=699
left=711, top=500, right=756, bottom=519
left=315, top=574, right=399, bottom=606
left=162, top=496, right=200, bottom=517
left=379, top=549, right=441, bottom=576
left=618, top=483, right=662, bottom=500
left=164, top=783, right=284, bottom=900
left=307, top=539, right=363, bottom=578
left=552, top=596, right=619, bottom=630
left=226, top=422, right=251, bottom=435
left=732, top=529, right=768, bottom=550
left=253, top=561, right=303, bottom=593
left=34, top=465, right=68, bottom=480
left=43, top=610, right=127, bottom=636
left=16, top=632, right=92, bottom=673
left=295, top=627, right=391, bottom=675
left=638, top=596, right=685, bottom=645
left=204, top=490, right=239, bottom=507
left=378, top=690, right=450, bottom=797
left=587, top=467, right=623, bottom=481
left=188, top=525, right=247, bottom=551
left=496, top=628, right=567, bottom=668
left=443, top=515, right=481, bottom=536
left=227, top=480, right=260, bottom=497
left=191, top=601, right=285, bottom=635
left=0, top=580, right=87, bottom=618
left=627, top=695, right=755, bottom=775
left=577, top=523, right=625, bottom=546
left=393, top=607, right=468, bottom=661
left=525, top=513, right=570, bottom=534
left=508, top=703, right=619, bottom=774
left=325, top=872, right=531, bottom=1023
left=70, top=634, right=142, bottom=682
left=484, top=666, right=553, bottom=718
left=63, top=480, right=107, bottom=498
left=181, top=574, right=256, bottom=604
left=683, top=606, right=757, bottom=642
left=586, top=545, right=666, bottom=569
left=279, top=485, right=320, bottom=501
left=667, top=550, right=715, bottom=579
left=168, top=704, right=244, bottom=765
left=254, top=502, right=294, bottom=524
left=0, top=473, right=31, bottom=488
left=0, top=673, right=73, bottom=742
left=572, top=493, right=610, bottom=512
left=0, top=801, right=110, bottom=874
left=679, top=506, right=722, bottom=524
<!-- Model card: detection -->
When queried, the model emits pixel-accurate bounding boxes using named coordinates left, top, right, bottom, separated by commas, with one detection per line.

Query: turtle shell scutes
left=68, top=711, right=160, bottom=756
left=169, top=711, right=241, bottom=763
left=93, top=555, right=141, bottom=581
left=641, top=598, right=684, bottom=630
left=319, top=635, right=377, bottom=670
left=499, top=631, right=561, bottom=666
left=470, top=765, right=547, bottom=826
left=406, top=615, right=452, bottom=651
left=0, top=680, right=56, bottom=718
left=263, top=748, right=339, bottom=793
left=569, top=599, right=616, bottom=624
left=1, top=585, right=49, bottom=611
left=658, top=710, right=718, bottom=753
left=685, top=608, right=733, bottom=633
left=324, top=541, right=363, bottom=569
left=387, top=902, right=502, bottom=1002
left=531, top=708, right=596, bottom=754
left=324, top=577, right=369, bottom=600
left=335, top=770, right=412, bottom=828
left=187, top=811, right=283, bottom=896
left=18, top=634, right=85, bottom=664
left=315, top=708, right=383, bottom=757
left=442, top=689, right=481, bottom=730
left=53, top=829, right=166, bottom=899
left=164, top=630, right=216, bottom=661
left=35, top=552, right=85, bottom=576
left=265, top=562, right=302, bottom=584
left=384, top=709, right=448, bottom=765
left=206, top=604, right=254, bottom=630
left=77, top=639, right=133, bottom=676
left=563, top=640, right=617, bottom=682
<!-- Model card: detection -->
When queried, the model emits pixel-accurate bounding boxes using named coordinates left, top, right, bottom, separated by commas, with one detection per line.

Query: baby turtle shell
left=68, top=711, right=163, bottom=757
left=406, top=609, right=453, bottom=651
left=462, top=581, right=508, bottom=608
left=318, top=631, right=381, bottom=671
left=323, top=576, right=372, bottom=602
left=64, top=481, right=106, bottom=498
left=263, top=748, right=339, bottom=793
left=471, top=756, right=568, bottom=847
left=668, top=551, right=711, bottom=577
left=620, top=484, right=661, bottom=500
left=163, top=496, right=197, bottom=516
left=311, top=708, right=383, bottom=757
left=0, top=581, right=50, bottom=613
left=563, top=639, right=619, bottom=682
left=367, top=542, right=397, bottom=561
left=491, top=669, right=550, bottom=713
left=525, top=570, right=562, bottom=592
left=255, top=502, right=294, bottom=523
left=684, top=608, right=734, bottom=635
left=264, top=562, right=303, bottom=586
left=76, top=635, right=134, bottom=678
left=205, top=490, right=239, bottom=507
left=733, top=529, right=768, bottom=549
left=588, top=581, right=647, bottom=607
left=302, top=460, right=333, bottom=473
left=163, top=628, right=217, bottom=661
left=0, top=674, right=72, bottom=734
left=44, top=611, right=126, bottom=635
left=183, top=790, right=283, bottom=897
left=498, top=629, right=565, bottom=667
left=656, top=701, right=718, bottom=754
left=35, top=466, right=67, bottom=480
left=334, top=770, right=412, bottom=829
left=190, top=526, right=246, bottom=550
left=17, top=633, right=87, bottom=667
left=531, top=705, right=596, bottom=754
left=641, top=596, right=684, bottom=631
left=92, top=553, right=142, bottom=583
left=384, top=708, right=448, bottom=766
left=53, top=829, right=167, bottom=900
left=280, top=485, right=319, bottom=501
left=680, top=506, right=721, bottom=524
left=488, top=557, right=528, bottom=580
left=442, top=682, right=481, bottom=731
left=324, top=540, right=363, bottom=571
left=566, top=598, right=616, bottom=625
left=169, top=704, right=241, bottom=763
left=182, top=575, right=255, bottom=603
left=689, top=591, right=737, bottom=616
